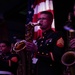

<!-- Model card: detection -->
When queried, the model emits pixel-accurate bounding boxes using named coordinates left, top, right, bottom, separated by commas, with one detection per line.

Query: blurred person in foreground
left=0, top=40, right=20, bottom=75
left=26, top=11, right=65, bottom=75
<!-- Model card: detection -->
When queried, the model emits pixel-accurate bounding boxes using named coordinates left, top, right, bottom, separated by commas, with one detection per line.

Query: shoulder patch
left=56, top=37, right=64, bottom=47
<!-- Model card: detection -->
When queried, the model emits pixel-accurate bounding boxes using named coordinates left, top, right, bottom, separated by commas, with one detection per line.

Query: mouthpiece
left=26, top=22, right=40, bottom=27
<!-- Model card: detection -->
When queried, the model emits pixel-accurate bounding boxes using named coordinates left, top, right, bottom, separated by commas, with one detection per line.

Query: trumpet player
left=0, top=40, right=20, bottom=75
left=25, top=11, right=65, bottom=75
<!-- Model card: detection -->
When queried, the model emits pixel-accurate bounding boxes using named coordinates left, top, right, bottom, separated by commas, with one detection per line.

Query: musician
left=26, top=11, right=65, bottom=75
left=0, top=40, right=20, bottom=75
left=64, top=2, right=75, bottom=49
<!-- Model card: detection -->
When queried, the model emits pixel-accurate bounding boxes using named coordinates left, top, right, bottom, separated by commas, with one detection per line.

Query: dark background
left=0, top=0, right=26, bottom=42
left=53, top=0, right=75, bottom=31
left=0, top=0, right=75, bottom=42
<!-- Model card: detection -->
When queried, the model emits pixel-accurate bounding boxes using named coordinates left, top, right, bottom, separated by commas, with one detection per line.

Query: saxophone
left=13, top=22, right=39, bottom=52
left=13, top=22, right=40, bottom=75
left=61, top=13, right=75, bottom=75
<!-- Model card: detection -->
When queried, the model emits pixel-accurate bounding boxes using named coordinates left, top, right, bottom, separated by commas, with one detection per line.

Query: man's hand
left=26, top=42, right=38, bottom=52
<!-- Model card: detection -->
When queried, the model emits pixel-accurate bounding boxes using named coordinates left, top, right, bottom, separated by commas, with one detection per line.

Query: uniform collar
left=43, top=29, right=53, bottom=35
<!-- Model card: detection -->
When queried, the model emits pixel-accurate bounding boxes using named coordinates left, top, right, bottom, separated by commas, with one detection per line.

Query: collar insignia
left=46, top=38, right=52, bottom=43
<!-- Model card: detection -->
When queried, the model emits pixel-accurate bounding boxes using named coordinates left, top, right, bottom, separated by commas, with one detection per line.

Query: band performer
left=0, top=40, right=20, bottom=75
left=26, top=11, right=65, bottom=75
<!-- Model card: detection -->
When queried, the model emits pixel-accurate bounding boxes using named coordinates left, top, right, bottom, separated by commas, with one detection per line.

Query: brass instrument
left=13, top=22, right=40, bottom=75
left=61, top=12, right=75, bottom=75
left=13, top=40, right=26, bottom=53
left=61, top=51, right=75, bottom=66
left=61, top=51, right=75, bottom=75
left=13, top=22, right=39, bottom=53
left=61, top=31, right=75, bottom=75
left=61, top=15, right=75, bottom=75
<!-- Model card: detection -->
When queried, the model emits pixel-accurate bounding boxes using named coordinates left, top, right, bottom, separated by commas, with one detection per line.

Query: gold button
left=40, top=44, right=42, bottom=46
left=42, top=52, right=44, bottom=54
left=43, top=37, right=44, bottom=39
left=50, top=64, right=52, bottom=66
left=44, top=33, right=46, bottom=34
left=46, top=53, right=48, bottom=55
left=41, top=41, right=43, bottom=43
left=47, top=44, right=49, bottom=46
left=38, top=52, right=39, bottom=53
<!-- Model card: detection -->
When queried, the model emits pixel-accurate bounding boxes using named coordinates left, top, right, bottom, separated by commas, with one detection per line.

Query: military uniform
left=36, top=29, right=64, bottom=75
left=0, top=52, right=19, bottom=75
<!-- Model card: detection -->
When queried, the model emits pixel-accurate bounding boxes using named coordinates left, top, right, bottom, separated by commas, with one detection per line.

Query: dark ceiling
left=0, top=0, right=27, bottom=22
left=0, top=0, right=75, bottom=25
left=0, top=0, right=27, bottom=41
